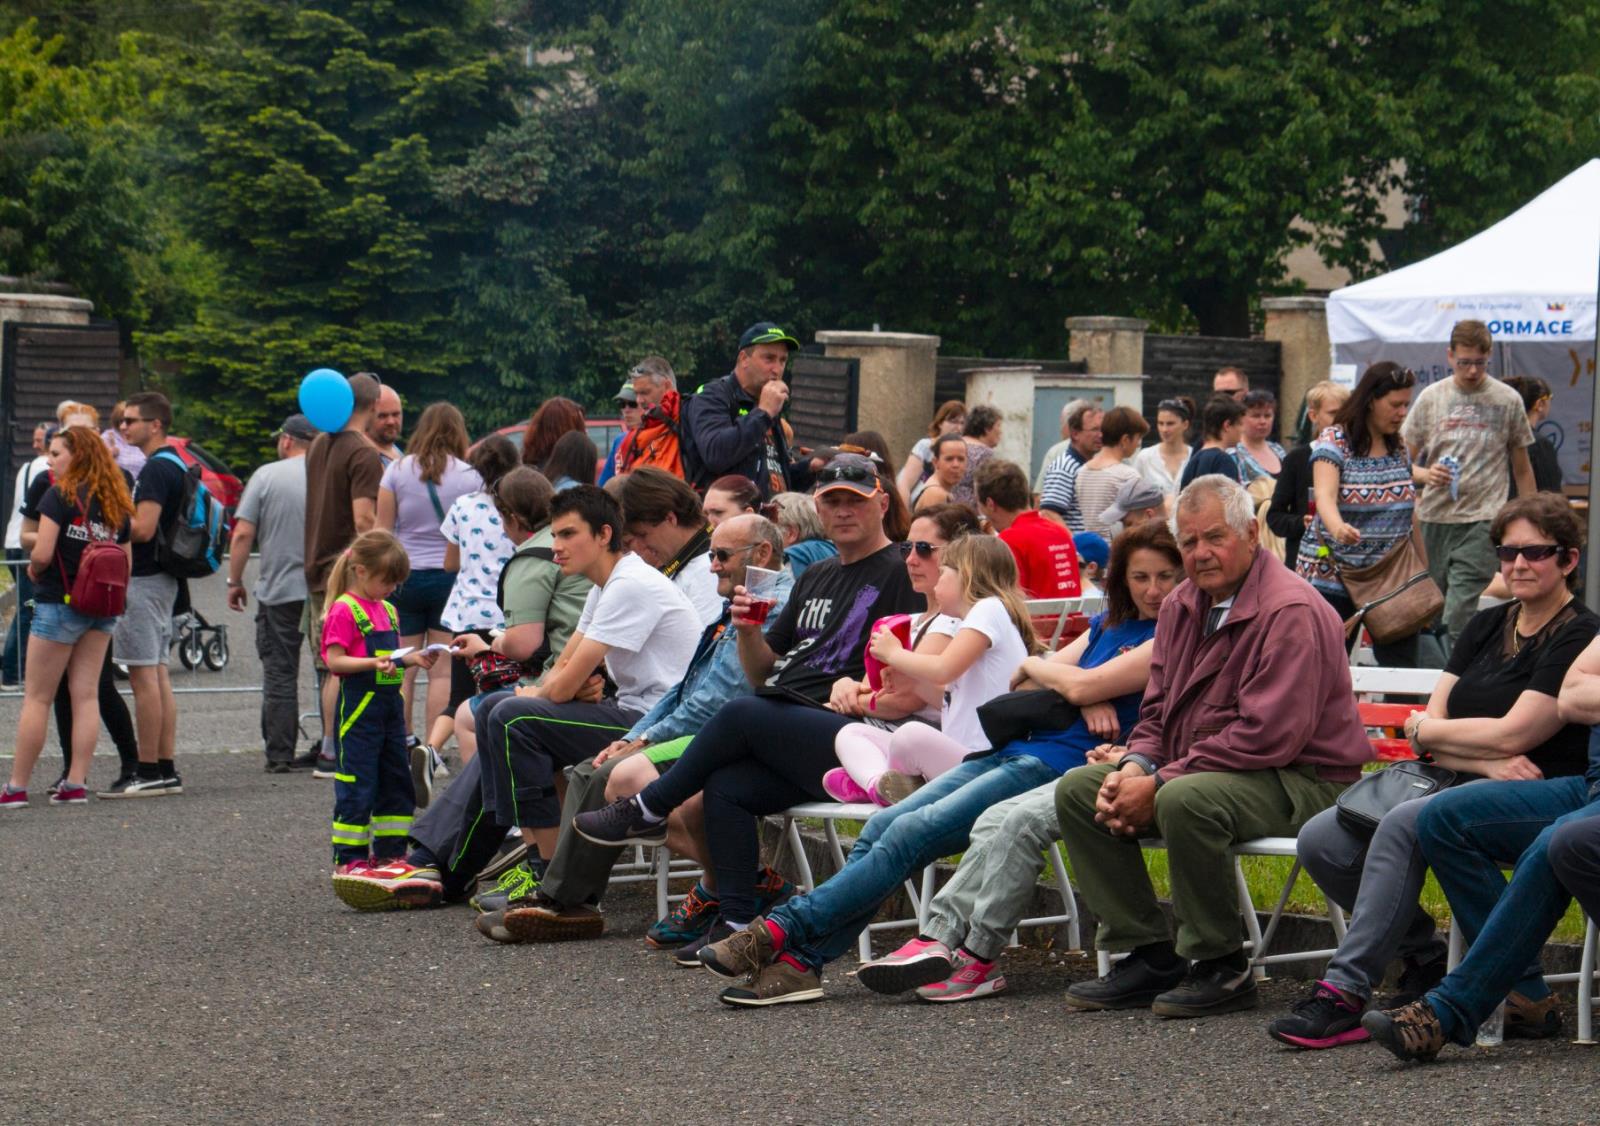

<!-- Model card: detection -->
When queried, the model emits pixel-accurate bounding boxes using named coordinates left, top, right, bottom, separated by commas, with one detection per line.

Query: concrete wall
left=815, top=330, right=939, bottom=465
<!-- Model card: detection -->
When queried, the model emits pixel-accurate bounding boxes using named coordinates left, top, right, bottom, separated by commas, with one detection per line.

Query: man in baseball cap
left=680, top=320, right=808, bottom=501
left=1098, top=477, right=1165, bottom=531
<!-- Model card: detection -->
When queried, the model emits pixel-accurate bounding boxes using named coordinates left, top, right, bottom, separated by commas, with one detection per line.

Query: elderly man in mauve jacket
left=1055, top=474, right=1369, bottom=1019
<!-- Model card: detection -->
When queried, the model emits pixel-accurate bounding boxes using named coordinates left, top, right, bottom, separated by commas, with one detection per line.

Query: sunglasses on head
left=816, top=464, right=879, bottom=487
left=710, top=544, right=757, bottom=564
left=1496, top=543, right=1567, bottom=563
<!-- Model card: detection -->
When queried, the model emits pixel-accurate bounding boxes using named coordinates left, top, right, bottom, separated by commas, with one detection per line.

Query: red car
left=472, top=418, right=625, bottom=480
left=166, top=436, right=244, bottom=513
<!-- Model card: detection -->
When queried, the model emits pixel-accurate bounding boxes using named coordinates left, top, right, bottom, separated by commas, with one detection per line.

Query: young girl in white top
left=827, top=535, right=1037, bottom=806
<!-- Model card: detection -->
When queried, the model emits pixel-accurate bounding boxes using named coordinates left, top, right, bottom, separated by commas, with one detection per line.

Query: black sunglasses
left=816, top=464, right=879, bottom=487
left=898, top=540, right=937, bottom=559
left=1496, top=544, right=1567, bottom=563
left=710, top=544, right=757, bottom=564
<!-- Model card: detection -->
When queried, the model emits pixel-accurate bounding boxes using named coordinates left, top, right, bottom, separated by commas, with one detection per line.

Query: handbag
left=1324, top=526, right=1443, bottom=645
left=976, top=688, right=1082, bottom=751
left=1334, top=760, right=1457, bottom=839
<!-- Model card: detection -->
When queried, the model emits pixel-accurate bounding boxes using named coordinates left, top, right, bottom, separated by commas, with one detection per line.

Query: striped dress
left=1294, top=426, right=1416, bottom=596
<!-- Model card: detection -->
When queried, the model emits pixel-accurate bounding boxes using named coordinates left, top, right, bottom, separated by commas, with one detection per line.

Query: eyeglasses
left=815, top=464, right=879, bottom=488
left=118, top=416, right=142, bottom=426
left=1495, top=543, right=1566, bottom=563
left=710, top=544, right=758, bottom=564
left=1454, top=358, right=1491, bottom=370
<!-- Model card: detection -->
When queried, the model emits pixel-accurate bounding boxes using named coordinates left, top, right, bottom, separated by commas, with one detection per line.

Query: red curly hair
left=55, top=425, right=134, bottom=529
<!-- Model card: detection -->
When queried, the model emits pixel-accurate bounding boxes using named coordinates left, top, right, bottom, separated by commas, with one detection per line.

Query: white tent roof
left=1327, top=160, right=1600, bottom=344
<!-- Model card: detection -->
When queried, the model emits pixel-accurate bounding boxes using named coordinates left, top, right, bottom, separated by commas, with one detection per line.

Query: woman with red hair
left=521, top=398, right=587, bottom=472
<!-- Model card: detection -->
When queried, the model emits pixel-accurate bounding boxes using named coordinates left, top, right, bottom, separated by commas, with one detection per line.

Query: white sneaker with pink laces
left=857, top=937, right=953, bottom=994
left=916, top=949, right=1007, bottom=1003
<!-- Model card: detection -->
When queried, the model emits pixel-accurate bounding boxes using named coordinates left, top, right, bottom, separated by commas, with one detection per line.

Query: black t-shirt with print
left=33, top=486, right=131, bottom=604
left=759, top=541, right=922, bottom=706
left=1446, top=599, right=1600, bottom=778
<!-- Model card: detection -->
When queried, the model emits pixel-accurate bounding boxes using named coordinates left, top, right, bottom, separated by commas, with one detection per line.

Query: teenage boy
left=976, top=459, right=1081, bottom=599
left=101, top=392, right=187, bottom=798
left=617, top=467, right=722, bottom=625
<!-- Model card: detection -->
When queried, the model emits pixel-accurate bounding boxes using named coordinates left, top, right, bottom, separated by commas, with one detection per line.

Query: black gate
left=1142, top=335, right=1282, bottom=418
left=787, top=352, right=859, bottom=451
left=1, top=320, right=122, bottom=517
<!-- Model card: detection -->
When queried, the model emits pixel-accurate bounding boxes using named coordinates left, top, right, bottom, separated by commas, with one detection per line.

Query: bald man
left=367, top=382, right=403, bottom=466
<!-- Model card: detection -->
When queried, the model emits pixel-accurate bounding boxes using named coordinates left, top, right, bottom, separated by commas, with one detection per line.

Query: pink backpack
left=57, top=497, right=129, bottom=618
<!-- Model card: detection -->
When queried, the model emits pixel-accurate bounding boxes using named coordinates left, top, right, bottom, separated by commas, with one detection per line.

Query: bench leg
left=1579, top=916, right=1597, bottom=1045
left=655, top=844, right=672, bottom=920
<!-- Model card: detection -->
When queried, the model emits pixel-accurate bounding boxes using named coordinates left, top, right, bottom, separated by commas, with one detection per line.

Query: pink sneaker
left=857, top=937, right=954, bottom=994
left=916, top=949, right=1007, bottom=1003
left=822, top=768, right=870, bottom=804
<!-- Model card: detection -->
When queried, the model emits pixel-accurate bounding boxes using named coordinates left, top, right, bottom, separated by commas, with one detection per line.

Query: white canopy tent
left=1327, top=159, right=1600, bottom=589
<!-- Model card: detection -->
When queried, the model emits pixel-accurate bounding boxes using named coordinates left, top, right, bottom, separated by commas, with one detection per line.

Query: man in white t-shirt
left=615, top=467, right=722, bottom=626
left=475, top=485, right=701, bottom=866
left=1401, top=319, right=1536, bottom=642
left=2, top=422, right=48, bottom=685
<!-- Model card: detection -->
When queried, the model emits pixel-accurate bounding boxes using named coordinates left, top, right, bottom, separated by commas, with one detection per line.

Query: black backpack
left=152, top=449, right=231, bottom=578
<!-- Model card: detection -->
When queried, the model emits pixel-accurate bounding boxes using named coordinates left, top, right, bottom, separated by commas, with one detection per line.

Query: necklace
left=1512, top=596, right=1573, bottom=654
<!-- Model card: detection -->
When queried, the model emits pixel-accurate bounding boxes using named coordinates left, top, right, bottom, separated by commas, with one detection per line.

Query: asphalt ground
left=5, top=575, right=1600, bottom=1123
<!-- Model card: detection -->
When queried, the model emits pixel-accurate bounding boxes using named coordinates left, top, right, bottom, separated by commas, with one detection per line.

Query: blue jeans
left=1415, top=775, right=1600, bottom=1044
left=770, top=752, right=1058, bottom=971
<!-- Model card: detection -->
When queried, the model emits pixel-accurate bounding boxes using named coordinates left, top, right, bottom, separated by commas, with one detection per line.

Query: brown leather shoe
left=503, top=896, right=605, bottom=942
left=718, top=958, right=824, bottom=1007
left=698, top=917, right=776, bottom=979
left=1505, top=990, right=1562, bottom=1039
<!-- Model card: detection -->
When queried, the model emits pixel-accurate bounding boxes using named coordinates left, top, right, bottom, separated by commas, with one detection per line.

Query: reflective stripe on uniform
left=332, top=819, right=371, bottom=846
left=339, top=690, right=375, bottom=738
left=371, top=815, right=412, bottom=838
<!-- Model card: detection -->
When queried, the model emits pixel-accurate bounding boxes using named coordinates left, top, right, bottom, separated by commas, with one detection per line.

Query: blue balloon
left=298, top=368, right=353, bottom=433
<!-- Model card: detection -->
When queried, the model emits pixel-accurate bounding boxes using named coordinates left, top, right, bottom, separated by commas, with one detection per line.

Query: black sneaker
left=95, top=773, right=137, bottom=799
left=289, top=748, right=321, bottom=771
left=1388, top=946, right=1448, bottom=1008
left=1065, top=951, right=1188, bottom=1011
left=102, top=775, right=170, bottom=800
left=572, top=796, right=667, bottom=847
left=678, top=920, right=734, bottom=968
left=410, top=742, right=435, bottom=809
left=1151, top=954, right=1258, bottom=1018
left=1266, top=980, right=1369, bottom=1049
left=155, top=773, right=184, bottom=796
left=265, top=761, right=292, bottom=774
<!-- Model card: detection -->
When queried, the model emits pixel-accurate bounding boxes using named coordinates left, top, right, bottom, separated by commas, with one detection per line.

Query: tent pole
left=1588, top=243, right=1600, bottom=601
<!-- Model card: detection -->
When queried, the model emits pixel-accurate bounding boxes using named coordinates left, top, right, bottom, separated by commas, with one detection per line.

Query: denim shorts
left=32, top=600, right=118, bottom=645
left=390, top=567, right=455, bottom=635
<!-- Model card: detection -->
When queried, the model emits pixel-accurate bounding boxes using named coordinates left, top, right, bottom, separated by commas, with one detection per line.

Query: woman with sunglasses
left=1293, top=362, right=1424, bottom=667
left=1268, top=492, right=1597, bottom=1050
left=1131, top=397, right=1193, bottom=502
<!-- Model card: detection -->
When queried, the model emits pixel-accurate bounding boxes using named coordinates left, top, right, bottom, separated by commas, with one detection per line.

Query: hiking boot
left=754, top=866, right=798, bottom=911
left=470, top=859, right=542, bottom=914
left=1361, top=998, right=1446, bottom=1063
left=1266, top=981, right=1369, bottom=1049
left=503, top=896, right=605, bottom=943
left=858, top=938, right=954, bottom=995
left=646, top=883, right=720, bottom=949
left=1505, top=990, right=1562, bottom=1039
left=678, top=920, right=733, bottom=967
left=698, top=917, right=778, bottom=979
left=718, top=957, right=824, bottom=1008
left=333, top=858, right=443, bottom=912
left=916, top=950, right=1007, bottom=1004
left=1065, top=951, right=1187, bottom=1011
left=572, top=796, right=667, bottom=847
left=475, top=909, right=519, bottom=944
left=873, top=770, right=923, bottom=806
left=1389, top=946, right=1448, bottom=1007
left=1152, top=954, right=1258, bottom=1018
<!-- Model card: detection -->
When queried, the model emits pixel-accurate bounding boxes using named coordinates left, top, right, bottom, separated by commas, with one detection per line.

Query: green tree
left=141, top=0, right=524, bottom=466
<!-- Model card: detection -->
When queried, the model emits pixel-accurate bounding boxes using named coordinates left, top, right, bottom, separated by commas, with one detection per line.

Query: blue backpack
left=152, top=448, right=230, bottom=578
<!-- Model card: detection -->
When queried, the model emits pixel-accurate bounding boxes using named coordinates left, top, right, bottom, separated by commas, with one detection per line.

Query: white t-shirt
left=577, top=553, right=702, bottom=714
left=5, top=455, right=47, bottom=550
left=673, top=553, right=725, bottom=628
left=941, top=596, right=1029, bottom=751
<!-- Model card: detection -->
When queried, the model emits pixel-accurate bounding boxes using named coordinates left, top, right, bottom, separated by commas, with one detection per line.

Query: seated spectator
left=856, top=522, right=1181, bottom=1002
left=897, top=400, right=967, bottom=505
left=1179, top=397, right=1245, bottom=488
left=703, top=475, right=760, bottom=528
left=1361, top=506, right=1600, bottom=1062
left=1269, top=493, right=1597, bottom=1049
left=950, top=406, right=1002, bottom=507
left=1073, top=532, right=1110, bottom=589
left=1096, top=478, right=1165, bottom=535
left=976, top=459, right=1081, bottom=599
left=571, top=453, right=924, bottom=958
left=617, top=356, right=684, bottom=479
left=1055, top=475, right=1367, bottom=1018
left=1267, top=380, right=1349, bottom=569
left=481, top=514, right=797, bottom=945
left=1075, top=406, right=1150, bottom=538
left=765, top=492, right=837, bottom=579
left=616, top=467, right=722, bottom=626
left=353, top=469, right=591, bottom=907
left=912, top=434, right=967, bottom=512
left=543, top=429, right=599, bottom=493
left=828, top=536, right=1035, bottom=805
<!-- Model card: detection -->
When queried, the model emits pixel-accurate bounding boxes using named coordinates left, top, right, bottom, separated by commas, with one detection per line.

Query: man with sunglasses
left=1402, top=319, right=1537, bottom=643
left=681, top=322, right=809, bottom=500
left=488, top=514, right=794, bottom=944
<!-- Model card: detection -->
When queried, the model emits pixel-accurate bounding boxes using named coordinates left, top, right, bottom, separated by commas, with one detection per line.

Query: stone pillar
left=1066, top=316, right=1147, bottom=376
left=0, top=294, right=93, bottom=386
left=964, top=367, right=1041, bottom=470
left=814, top=330, right=940, bottom=466
left=1262, top=296, right=1330, bottom=416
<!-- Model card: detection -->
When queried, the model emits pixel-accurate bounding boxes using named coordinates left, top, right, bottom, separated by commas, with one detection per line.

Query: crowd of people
left=4, top=316, right=1596, bottom=1066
